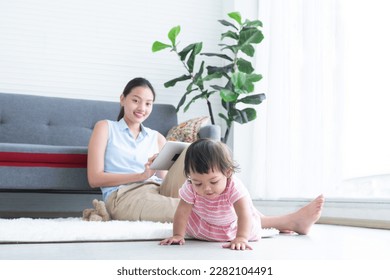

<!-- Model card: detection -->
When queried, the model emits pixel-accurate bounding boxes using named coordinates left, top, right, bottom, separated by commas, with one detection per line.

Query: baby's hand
left=222, top=237, right=253, bottom=250
left=159, top=235, right=185, bottom=246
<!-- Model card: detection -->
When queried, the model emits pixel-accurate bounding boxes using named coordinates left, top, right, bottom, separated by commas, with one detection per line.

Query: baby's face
left=188, top=169, right=229, bottom=199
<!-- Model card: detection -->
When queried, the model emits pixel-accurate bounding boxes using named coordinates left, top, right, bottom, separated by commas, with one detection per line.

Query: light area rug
left=0, top=218, right=279, bottom=243
left=0, top=218, right=172, bottom=243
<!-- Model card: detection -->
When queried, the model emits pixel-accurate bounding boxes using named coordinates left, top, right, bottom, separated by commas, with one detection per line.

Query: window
left=236, top=0, right=390, bottom=203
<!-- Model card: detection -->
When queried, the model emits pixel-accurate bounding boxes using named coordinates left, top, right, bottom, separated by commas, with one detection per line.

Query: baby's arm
left=222, top=196, right=253, bottom=250
left=160, top=199, right=192, bottom=245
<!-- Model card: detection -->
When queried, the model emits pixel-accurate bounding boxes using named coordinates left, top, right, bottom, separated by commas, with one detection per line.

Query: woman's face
left=120, top=86, right=154, bottom=125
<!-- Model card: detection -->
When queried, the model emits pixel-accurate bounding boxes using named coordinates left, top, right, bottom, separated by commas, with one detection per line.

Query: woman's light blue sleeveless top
left=101, top=118, right=159, bottom=201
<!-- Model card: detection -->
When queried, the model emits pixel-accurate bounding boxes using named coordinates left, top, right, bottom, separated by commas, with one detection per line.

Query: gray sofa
left=0, top=92, right=220, bottom=218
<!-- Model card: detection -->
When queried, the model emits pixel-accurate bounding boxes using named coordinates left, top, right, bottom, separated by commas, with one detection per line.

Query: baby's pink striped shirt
left=179, top=176, right=262, bottom=242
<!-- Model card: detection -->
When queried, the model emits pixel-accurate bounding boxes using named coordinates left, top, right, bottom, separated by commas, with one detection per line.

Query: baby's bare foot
left=291, top=194, right=325, bottom=235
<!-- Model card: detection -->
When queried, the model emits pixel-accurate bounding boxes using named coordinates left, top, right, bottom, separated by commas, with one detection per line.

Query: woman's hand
left=159, top=235, right=185, bottom=246
left=222, top=237, right=253, bottom=250
left=142, top=154, right=158, bottom=180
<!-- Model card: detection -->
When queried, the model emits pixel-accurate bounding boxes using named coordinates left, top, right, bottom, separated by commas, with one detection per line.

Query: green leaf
left=233, top=108, right=257, bottom=124
left=152, top=41, right=171, bottom=52
left=179, top=43, right=197, bottom=61
left=176, top=94, right=187, bottom=112
left=176, top=88, right=197, bottom=112
left=237, top=58, right=254, bottom=74
left=220, top=89, right=238, bottom=102
left=228, top=11, right=242, bottom=25
left=221, top=30, right=239, bottom=41
left=164, top=75, right=191, bottom=88
left=201, top=52, right=234, bottom=62
left=218, top=19, right=238, bottom=30
left=193, top=61, right=205, bottom=90
left=244, top=19, right=263, bottom=28
left=184, top=92, right=206, bottom=112
left=238, top=93, right=266, bottom=105
left=240, top=45, right=255, bottom=57
left=168, top=26, right=181, bottom=46
left=231, top=72, right=262, bottom=93
left=244, top=73, right=262, bottom=93
left=186, top=81, right=194, bottom=92
left=220, top=44, right=239, bottom=54
left=204, top=89, right=216, bottom=98
left=218, top=112, right=231, bottom=127
left=206, top=64, right=234, bottom=75
left=246, top=73, right=262, bottom=83
left=178, top=43, right=202, bottom=72
left=239, top=28, right=264, bottom=45
left=210, top=84, right=225, bottom=91
left=187, top=43, right=202, bottom=73
left=203, top=72, right=223, bottom=81
left=231, top=72, right=246, bottom=89
left=238, top=28, right=264, bottom=56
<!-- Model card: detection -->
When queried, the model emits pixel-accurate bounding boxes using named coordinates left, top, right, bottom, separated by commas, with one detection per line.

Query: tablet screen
left=150, top=141, right=190, bottom=170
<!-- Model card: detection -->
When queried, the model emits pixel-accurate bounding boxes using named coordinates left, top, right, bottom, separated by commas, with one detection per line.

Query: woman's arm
left=222, top=196, right=253, bottom=250
left=160, top=199, right=193, bottom=245
left=87, top=120, right=155, bottom=188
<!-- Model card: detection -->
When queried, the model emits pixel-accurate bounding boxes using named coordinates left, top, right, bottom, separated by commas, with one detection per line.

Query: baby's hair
left=184, top=138, right=240, bottom=177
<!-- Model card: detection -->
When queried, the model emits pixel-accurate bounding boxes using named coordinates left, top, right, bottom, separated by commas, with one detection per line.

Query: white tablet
left=150, top=141, right=191, bottom=170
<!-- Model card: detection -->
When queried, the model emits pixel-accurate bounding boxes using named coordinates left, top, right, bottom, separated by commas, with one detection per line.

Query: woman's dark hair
left=117, top=77, right=156, bottom=121
left=184, top=138, right=240, bottom=177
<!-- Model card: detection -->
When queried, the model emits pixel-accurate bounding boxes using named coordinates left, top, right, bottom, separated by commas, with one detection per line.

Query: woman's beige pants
left=105, top=149, right=187, bottom=222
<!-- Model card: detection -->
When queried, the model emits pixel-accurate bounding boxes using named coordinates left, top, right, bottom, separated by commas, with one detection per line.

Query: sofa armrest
left=198, top=125, right=221, bottom=141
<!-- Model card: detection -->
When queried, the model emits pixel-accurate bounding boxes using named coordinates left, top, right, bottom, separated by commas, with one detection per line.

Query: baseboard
left=253, top=198, right=390, bottom=230
left=318, top=217, right=390, bottom=230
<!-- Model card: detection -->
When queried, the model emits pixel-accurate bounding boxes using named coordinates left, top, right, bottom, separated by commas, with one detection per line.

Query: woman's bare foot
left=289, top=194, right=325, bottom=235
left=260, top=195, right=325, bottom=235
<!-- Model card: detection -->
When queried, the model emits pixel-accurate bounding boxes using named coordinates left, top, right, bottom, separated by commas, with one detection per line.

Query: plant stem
left=206, top=99, right=215, bottom=125
left=223, top=126, right=230, bottom=143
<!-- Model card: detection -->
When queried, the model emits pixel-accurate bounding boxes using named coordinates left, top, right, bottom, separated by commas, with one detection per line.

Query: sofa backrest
left=0, top=93, right=178, bottom=146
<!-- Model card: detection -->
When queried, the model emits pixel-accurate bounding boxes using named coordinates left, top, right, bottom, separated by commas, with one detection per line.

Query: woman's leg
left=106, top=182, right=179, bottom=222
left=105, top=147, right=189, bottom=222
left=159, top=147, right=188, bottom=198
left=260, top=194, right=325, bottom=235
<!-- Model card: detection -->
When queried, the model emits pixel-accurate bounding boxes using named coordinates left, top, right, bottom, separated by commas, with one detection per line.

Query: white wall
left=0, top=0, right=237, bottom=126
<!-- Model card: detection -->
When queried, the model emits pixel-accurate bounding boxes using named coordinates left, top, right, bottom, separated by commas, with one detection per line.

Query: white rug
left=0, top=218, right=279, bottom=243
left=0, top=218, right=173, bottom=243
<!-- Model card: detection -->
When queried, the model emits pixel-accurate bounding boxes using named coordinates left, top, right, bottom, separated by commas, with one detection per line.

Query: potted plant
left=152, top=11, right=266, bottom=143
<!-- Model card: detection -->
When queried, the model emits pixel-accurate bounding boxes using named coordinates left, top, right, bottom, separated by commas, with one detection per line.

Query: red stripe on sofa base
left=0, top=152, right=87, bottom=168
left=0, top=162, right=86, bottom=168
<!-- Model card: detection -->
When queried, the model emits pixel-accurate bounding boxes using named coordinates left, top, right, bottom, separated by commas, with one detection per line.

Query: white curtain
left=249, top=0, right=342, bottom=199
left=249, top=0, right=390, bottom=200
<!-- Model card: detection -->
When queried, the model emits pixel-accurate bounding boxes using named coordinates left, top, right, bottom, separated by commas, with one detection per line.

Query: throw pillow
left=166, top=116, right=209, bottom=143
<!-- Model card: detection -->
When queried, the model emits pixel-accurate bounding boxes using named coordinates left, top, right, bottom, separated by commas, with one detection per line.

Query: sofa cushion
left=166, top=116, right=210, bottom=143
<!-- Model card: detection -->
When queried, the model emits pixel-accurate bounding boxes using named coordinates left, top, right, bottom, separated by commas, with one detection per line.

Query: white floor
left=1, top=224, right=390, bottom=260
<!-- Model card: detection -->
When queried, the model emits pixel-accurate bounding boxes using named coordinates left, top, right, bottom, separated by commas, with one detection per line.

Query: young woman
left=87, top=77, right=184, bottom=222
